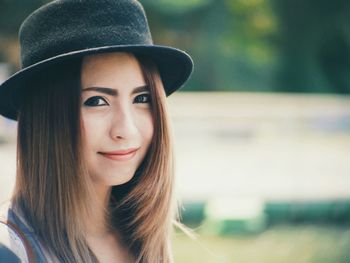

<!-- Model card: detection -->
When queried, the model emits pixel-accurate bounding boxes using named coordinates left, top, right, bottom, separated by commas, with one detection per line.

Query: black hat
left=0, top=0, right=193, bottom=120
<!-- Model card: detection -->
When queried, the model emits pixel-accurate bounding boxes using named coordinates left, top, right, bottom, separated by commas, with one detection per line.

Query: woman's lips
left=98, top=148, right=139, bottom=161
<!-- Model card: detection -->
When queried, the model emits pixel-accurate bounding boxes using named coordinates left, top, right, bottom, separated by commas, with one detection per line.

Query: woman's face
left=80, top=52, right=154, bottom=187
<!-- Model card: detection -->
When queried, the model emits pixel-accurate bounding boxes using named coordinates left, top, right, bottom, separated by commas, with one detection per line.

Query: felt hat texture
left=0, top=0, right=193, bottom=120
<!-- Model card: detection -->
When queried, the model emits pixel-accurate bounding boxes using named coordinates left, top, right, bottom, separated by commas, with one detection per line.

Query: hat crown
left=19, top=0, right=153, bottom=68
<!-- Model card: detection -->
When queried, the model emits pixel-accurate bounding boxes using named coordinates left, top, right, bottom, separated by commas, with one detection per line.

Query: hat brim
left=0, top=44, right=193, bottom=120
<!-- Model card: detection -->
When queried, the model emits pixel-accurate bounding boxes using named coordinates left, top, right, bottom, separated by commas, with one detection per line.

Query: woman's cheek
left=137, top=112, right=154, bottom=144
left=81, top=111, right=104, bottom=146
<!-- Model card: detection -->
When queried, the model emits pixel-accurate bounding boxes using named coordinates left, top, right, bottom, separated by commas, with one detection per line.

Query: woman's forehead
left=81, top=52, right=136, bottom=70
left=80, top=52, right=145, bottom=89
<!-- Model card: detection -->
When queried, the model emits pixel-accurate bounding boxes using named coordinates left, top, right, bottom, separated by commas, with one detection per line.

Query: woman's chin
left=91, top=172, right=135, bottom=187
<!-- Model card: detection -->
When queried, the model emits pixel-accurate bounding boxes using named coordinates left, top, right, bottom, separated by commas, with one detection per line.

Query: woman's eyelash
left=83, top=93, right=151, bottom=107
left=83, top=96, right=108, bottom=107
left=134, top=93, right=151, bottom=104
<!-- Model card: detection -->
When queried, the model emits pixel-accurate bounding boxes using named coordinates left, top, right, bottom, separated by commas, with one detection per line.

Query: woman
left=0, top=0, right=193, bottom=262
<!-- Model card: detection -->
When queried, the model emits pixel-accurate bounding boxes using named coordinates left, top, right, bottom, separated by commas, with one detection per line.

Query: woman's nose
left=109, top=104, right=138, bottom=140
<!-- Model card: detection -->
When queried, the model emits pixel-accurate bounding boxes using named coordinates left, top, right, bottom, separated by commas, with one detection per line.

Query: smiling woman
left=80, top=53, right=154, bottom=187
left=0, top=0, right=193, bottom=263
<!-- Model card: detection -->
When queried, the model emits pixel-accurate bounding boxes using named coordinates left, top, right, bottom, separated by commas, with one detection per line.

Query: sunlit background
left=1, top=1, right=350, bottom=262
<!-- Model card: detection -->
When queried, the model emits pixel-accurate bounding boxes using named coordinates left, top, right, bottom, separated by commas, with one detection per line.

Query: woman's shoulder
left=0, top=204, right=47, bottom=263
left=0, top=206, right=30, bottom=262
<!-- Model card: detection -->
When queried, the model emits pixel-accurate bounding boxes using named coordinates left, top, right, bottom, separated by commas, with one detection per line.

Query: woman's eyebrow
left=82, top=85, right=149, bottom=96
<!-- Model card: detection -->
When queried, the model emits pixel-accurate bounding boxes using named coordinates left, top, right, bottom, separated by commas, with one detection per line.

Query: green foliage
left=144, top=0, right=279, bottom=91
left=145, top=0, right=350, bottom=93
left=272, top=0, right=350, bottom=93
left=0, top=0, right=49, bottom=35
left=142, top=0, right=212, bottom=14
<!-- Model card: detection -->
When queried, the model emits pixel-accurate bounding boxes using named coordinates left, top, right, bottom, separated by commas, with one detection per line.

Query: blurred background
left=1, top=0, right=350, bottom=262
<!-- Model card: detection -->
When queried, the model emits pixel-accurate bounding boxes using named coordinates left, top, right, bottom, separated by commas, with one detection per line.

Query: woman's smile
left=98, top=147, right=139, bottom=161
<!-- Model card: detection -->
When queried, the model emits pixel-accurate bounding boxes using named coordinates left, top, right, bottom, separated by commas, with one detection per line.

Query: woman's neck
left=85, top=184, right=135, bottom=262
left=86, top=184, right=113, bottom=238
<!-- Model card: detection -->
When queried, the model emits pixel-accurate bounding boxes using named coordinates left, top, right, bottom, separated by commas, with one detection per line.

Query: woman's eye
left=134, top=93, right=151, bottom=104
left=83, top=96, right=108, bottom=107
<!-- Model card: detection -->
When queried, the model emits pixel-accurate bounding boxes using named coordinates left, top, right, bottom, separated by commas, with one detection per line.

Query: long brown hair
left=12, top=53, right=177, bottom=262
